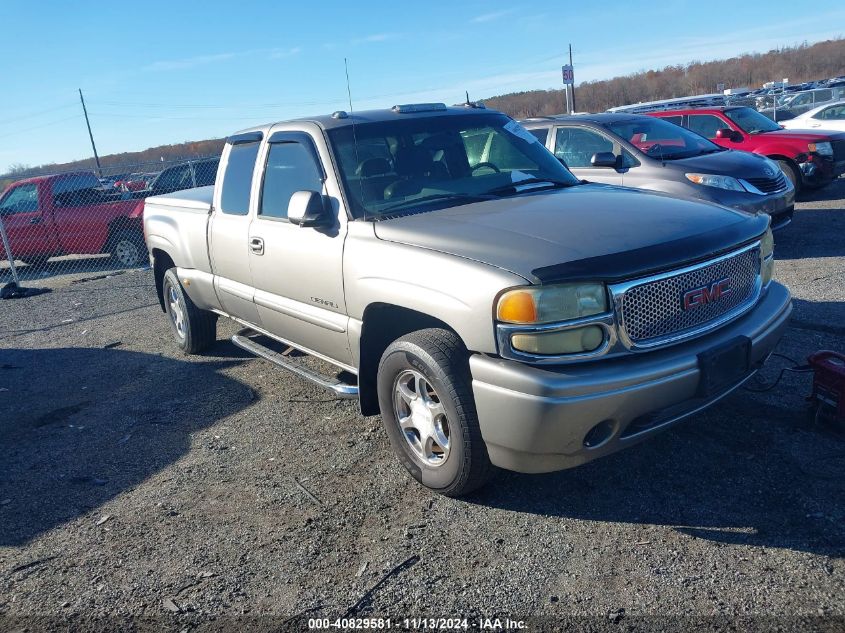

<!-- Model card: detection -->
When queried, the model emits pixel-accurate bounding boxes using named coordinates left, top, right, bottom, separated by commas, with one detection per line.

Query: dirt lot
left=1, top=181, right=844, bottom=632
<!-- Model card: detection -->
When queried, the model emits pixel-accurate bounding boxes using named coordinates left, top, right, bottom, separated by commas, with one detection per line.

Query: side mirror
left=287, top=190, right=331, bottom=227
left=591, top=152, right=622, bottom=169
left=716, top=128, right=743, bottom=143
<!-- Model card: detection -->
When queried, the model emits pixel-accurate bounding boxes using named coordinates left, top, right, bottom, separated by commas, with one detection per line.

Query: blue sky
left=1, top=0, right=843, bottom=171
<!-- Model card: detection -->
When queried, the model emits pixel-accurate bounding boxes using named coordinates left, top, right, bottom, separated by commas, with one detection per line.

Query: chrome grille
left=617, top=246, right=761, bottom=346
left=745, top=173, right=787, bottom=194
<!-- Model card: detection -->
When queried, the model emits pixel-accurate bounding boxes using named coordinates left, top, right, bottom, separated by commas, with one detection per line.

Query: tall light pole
left=78, top=89, right=102, bottom=177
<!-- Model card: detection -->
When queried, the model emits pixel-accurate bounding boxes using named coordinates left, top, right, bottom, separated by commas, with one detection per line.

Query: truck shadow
left=471, top=376, right=844, bottom=557
left=0, top=347, right=254, bottom=546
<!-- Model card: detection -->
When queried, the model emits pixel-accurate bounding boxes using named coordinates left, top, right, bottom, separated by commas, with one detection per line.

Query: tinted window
left=194, top=159, right=219, bottom=186
left=528, top=128, right=549, bottom=143
left=554, top=127, right=614, bottom=167
left=659, top=115, right=683, bottom=126
left=817, top=104, right=845, bottom=120
left=724, top=107, right=780, bottom=133
left=0, top=184, right=38, bottom=215
left=687, top=114, right=727, bottom=138
left=259, top=142, right=323, bottom=220
left=220, top=142, right=260, bottom=215
left=154, top=165, right=192, bottom=192
left=328, top=113, right=578, bottom=219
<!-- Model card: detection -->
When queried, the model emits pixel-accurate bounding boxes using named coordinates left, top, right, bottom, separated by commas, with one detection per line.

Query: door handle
left=29, top=217, right=41, bottom=225
left=249, top=237, right=264, bottom=255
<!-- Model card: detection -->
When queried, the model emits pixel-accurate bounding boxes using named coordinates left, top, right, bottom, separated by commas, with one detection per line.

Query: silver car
left=521, top=113, right=795, bottom=230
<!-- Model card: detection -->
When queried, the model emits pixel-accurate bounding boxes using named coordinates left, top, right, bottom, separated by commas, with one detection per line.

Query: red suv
left=646, top=106, right=845, bottom=191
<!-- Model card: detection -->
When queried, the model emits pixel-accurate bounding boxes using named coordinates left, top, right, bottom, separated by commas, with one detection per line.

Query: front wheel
left=377, top=328, right=494, bottom=497
left=162, top=268, right=217, bottom=354
left=777, top=159, right=801, bottom=193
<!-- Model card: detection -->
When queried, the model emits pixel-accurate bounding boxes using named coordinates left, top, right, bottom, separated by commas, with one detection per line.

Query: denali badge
left=682, top=278, right=732, bottom=310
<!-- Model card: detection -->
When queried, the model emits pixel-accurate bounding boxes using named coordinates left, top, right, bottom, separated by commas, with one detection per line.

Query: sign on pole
left=561, top=65, right=574, bottom=86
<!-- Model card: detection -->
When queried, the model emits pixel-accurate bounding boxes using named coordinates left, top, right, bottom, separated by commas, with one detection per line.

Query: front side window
left=328, top=113, right=579, bottom=219
left=259, top=142, right=323, bottom=220
left=220, top=142, right=260, bottom=215
left=606, top=117, right=722, bottom=160
left=687, top=114, right=727, bottom=139
left=554, top=127, right=614, bottom=167
left=724, top=107, right=781, bottom=134
left=0, top=184, right=38, bottom=215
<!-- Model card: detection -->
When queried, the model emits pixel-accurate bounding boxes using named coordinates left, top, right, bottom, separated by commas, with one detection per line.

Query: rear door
left=209, top=133, right=262, bottom=323
left=247, top=129, right=352, bottom=366
left=552, top=125, right=624, bottom=185
left=0, top=182, right=57, bottom=259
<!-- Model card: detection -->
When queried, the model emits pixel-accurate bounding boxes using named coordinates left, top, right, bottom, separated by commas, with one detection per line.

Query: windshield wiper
left=483, top=178, right=572, bottom=196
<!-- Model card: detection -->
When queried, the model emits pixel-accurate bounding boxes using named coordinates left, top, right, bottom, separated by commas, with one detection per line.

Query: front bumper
left=469, top=281, right=792, bottom=473
left=801, top=155, right=845, bottom=186
left=687, top=183, right=794, bottom=231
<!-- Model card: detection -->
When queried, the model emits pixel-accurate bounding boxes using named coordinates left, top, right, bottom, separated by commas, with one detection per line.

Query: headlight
left=760, top=228, right=774, bottom=286
left=497, top=283, right=608, bottom=324
left=808, top=141, right=833, bottom=156
left=685, top=173, right=746, bottom=192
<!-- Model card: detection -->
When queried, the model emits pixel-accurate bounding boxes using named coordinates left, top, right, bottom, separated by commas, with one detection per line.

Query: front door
left=247, top=131, right=352, bottom=367
left=209, top=135, right=262, bottom=324
left=0, top=183, right=56, bottom=260
left=552, top=126, right=624, bottom=185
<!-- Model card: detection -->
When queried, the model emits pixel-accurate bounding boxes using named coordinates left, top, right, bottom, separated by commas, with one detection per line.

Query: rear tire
left=162, top=268, right=217, bottom=354
left=777, top=159, right=801, bottom=193
left=376, top=328, right=494, bottom=497
left=109, top=230, right=145, bottom=268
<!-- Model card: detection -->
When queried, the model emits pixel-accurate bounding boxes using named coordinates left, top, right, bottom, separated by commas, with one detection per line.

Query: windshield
left=724, top=107, right=781, bottom=134
left=604, top=117, right=722, bottom=160
left=328, top=112, right=580, bottom=219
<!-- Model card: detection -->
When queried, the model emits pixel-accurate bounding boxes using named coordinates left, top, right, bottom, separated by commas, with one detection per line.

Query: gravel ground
left=1, top=181, right=843, bottom=632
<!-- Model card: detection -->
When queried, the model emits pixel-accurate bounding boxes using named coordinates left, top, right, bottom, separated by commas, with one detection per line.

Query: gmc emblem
left=682, top=278, right=732, bottom=310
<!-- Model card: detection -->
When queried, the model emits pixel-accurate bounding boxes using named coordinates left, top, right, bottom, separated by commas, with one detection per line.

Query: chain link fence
left=0, top=155, right=219, bottom=293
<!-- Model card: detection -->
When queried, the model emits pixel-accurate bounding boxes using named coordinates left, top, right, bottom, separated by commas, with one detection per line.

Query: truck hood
left=661, top=148, right=782, bottom=178
left=759, top=128, right=845, bottom=142
left=372, top=184, right=769, bottom=284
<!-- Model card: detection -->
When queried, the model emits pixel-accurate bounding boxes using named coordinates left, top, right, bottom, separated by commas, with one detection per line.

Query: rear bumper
left=469, top=282, right=792, bottom=474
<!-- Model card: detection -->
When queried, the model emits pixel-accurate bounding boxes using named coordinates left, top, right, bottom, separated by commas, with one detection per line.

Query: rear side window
left=259, top=142, right=323, bottom=220
left=220, top=142, right=260, bottom=215
left=659, top=115, right=683, bottom=126
left=528, top=128, right=549, bottom=144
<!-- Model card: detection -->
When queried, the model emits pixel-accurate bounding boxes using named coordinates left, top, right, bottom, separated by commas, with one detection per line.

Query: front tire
left=162, top=268, right=217, bottom=354
left=777, top=159, right=801, bottom=193
left=377, top=328, right=493, bottom=497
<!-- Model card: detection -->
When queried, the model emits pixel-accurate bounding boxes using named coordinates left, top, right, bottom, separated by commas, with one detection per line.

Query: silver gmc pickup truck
left=143, top=103, right=792, bottom=496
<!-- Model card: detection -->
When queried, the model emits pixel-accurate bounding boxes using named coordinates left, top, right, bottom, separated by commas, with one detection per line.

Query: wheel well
left=152, top=249, right=175, bottom=312
left=357, top=304, right=459, bottom=416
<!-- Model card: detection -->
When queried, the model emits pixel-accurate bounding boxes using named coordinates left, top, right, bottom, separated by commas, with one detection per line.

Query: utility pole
left=569, top=44, right=576, bottom=112
left=78, top=89, right=102, bottom=177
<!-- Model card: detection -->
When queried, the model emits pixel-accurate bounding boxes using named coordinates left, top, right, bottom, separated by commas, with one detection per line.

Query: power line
left=0, top=103, right=78, bottom=127
left=0, top=115, right=82, bottom=140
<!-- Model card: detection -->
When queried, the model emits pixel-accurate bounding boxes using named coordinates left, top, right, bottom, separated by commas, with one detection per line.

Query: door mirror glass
left=590, top=152, right=621, bottom=168
left=287, top=191, right=330, bottom=227
left=715, top=128, right=743, bottom=142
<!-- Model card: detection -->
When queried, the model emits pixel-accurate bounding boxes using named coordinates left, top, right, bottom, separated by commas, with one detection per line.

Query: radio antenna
left=344, top=58, right=366, bottom=217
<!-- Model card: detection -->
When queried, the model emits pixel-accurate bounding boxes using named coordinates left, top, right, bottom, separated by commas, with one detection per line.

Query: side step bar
left=231, top=333, right=359, bottom=399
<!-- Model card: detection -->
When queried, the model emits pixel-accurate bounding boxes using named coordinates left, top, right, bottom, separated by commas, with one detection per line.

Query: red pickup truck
left=646, top=106, right=845, bottom=191
left=0, top=171, right=146, bottom=268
